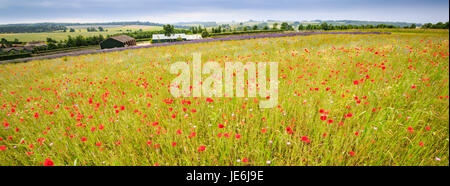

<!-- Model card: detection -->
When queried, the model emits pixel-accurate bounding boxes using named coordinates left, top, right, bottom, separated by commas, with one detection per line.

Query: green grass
left=0, top=30, right=448, bottom=166
left=0, top=25, right=162, bottom=42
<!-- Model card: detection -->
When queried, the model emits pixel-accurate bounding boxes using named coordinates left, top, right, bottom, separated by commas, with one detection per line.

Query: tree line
left=421, top=22, right=449, bottom=29
left=0, top=38, right=23, bottom=48
left=86, top=27, right=105, bottom=32
left=32, top=34, right=105, bottom=53
left=114, top=26, right=189, bottom=40
left=206, top=22, right=449, bottom=33
left=0, top=24, right=67, bottom=33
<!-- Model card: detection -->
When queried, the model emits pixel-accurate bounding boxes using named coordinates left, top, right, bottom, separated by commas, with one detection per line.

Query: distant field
left=0, top=25, right=162, bottom=42
left=0, top=30, right=448, bottom=166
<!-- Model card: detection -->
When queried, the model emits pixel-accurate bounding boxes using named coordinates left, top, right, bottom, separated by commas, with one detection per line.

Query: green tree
left=163, top=24, right=175, bottom=37
left=320, top=22, right=330, bottom=30
left=66, top=36, right=75, bottom=47
left=1, top=38, right=10, bottom=48
left=422, top=23, right=432, bottom=29
left=272, top=23, right=278, bottom=30
left=280, top=22, right=289, bottom=30
left=298, top=24, right=304, bottom=30
left=201, top=30, right=209, bottom=38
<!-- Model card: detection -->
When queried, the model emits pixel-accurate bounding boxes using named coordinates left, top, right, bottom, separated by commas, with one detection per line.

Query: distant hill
left=173, top=22, right=218, bottom=27
left=0, top=23, right=67, bottom=33
left=0, top=21, right=189, bottom=33
left=0, top=19, right=429, bottom=33
left=315, top=20, right=422, bottom=27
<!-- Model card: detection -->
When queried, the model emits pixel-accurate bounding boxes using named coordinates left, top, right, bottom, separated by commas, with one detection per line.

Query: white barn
left=152, top=34, right=202, bottom=43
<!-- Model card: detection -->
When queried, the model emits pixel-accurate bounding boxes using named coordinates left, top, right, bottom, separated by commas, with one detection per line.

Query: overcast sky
left=0, top=0, right=448, bottom=24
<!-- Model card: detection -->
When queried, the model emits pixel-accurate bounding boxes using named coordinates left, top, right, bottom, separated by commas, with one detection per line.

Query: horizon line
left=1, top=19, right=448, bottom=26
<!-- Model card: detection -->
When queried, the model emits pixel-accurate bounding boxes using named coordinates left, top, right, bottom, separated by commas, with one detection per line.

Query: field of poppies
left=0, top=30, right=448, bottom=166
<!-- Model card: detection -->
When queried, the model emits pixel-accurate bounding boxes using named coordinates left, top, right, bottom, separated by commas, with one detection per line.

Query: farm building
left=152, top=34, right=202, bottom=43
left=25, top=41, right=46, bottom=47
left=100, top=35, right=136, bottom=49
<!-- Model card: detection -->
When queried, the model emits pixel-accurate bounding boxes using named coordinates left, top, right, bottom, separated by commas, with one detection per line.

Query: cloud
left=0, top=0, right=448, bottom=24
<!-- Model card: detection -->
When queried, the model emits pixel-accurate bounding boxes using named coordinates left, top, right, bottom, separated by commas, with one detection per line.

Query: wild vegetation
left=0, top=30, right=448, bottom=166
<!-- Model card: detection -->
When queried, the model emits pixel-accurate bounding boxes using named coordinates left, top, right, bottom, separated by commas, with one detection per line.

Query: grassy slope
left=0, top=30, right=448, bottom=166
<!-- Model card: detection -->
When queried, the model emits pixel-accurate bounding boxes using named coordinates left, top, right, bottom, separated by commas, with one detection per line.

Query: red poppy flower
left=349, top=151, right=355, bottom=156
left=301, top=136, right=308, bottom=141
left=261, top=128, right=267, bottom=133
left=44, top=158, right=54, bottom=166
left=198, top=145, right=206, bottom=152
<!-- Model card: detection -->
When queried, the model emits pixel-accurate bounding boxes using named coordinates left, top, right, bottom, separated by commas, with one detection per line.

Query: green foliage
left=298, top=24, right=305, bottom=30
left=422, top=22, right=449, bottom=29
left=87, top=27, right=98, bottom=32
left=272, top=23, right=278, bottom=30
left=32, top=34, right=105, bottom=53
left=280, top=22, right=289, bottom=30
left=201, top=30, right=209, bottom=38
left=0, top=24, right=67, bottom=33
left=0, top=32, right=448, bottom=165
left=0, top=53, right=32, bottom=60
left=163, top=24, right=175, bottom=36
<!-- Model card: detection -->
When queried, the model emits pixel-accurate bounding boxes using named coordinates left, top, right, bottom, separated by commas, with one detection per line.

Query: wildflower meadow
left=0, top=30, right=448, bottom=166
